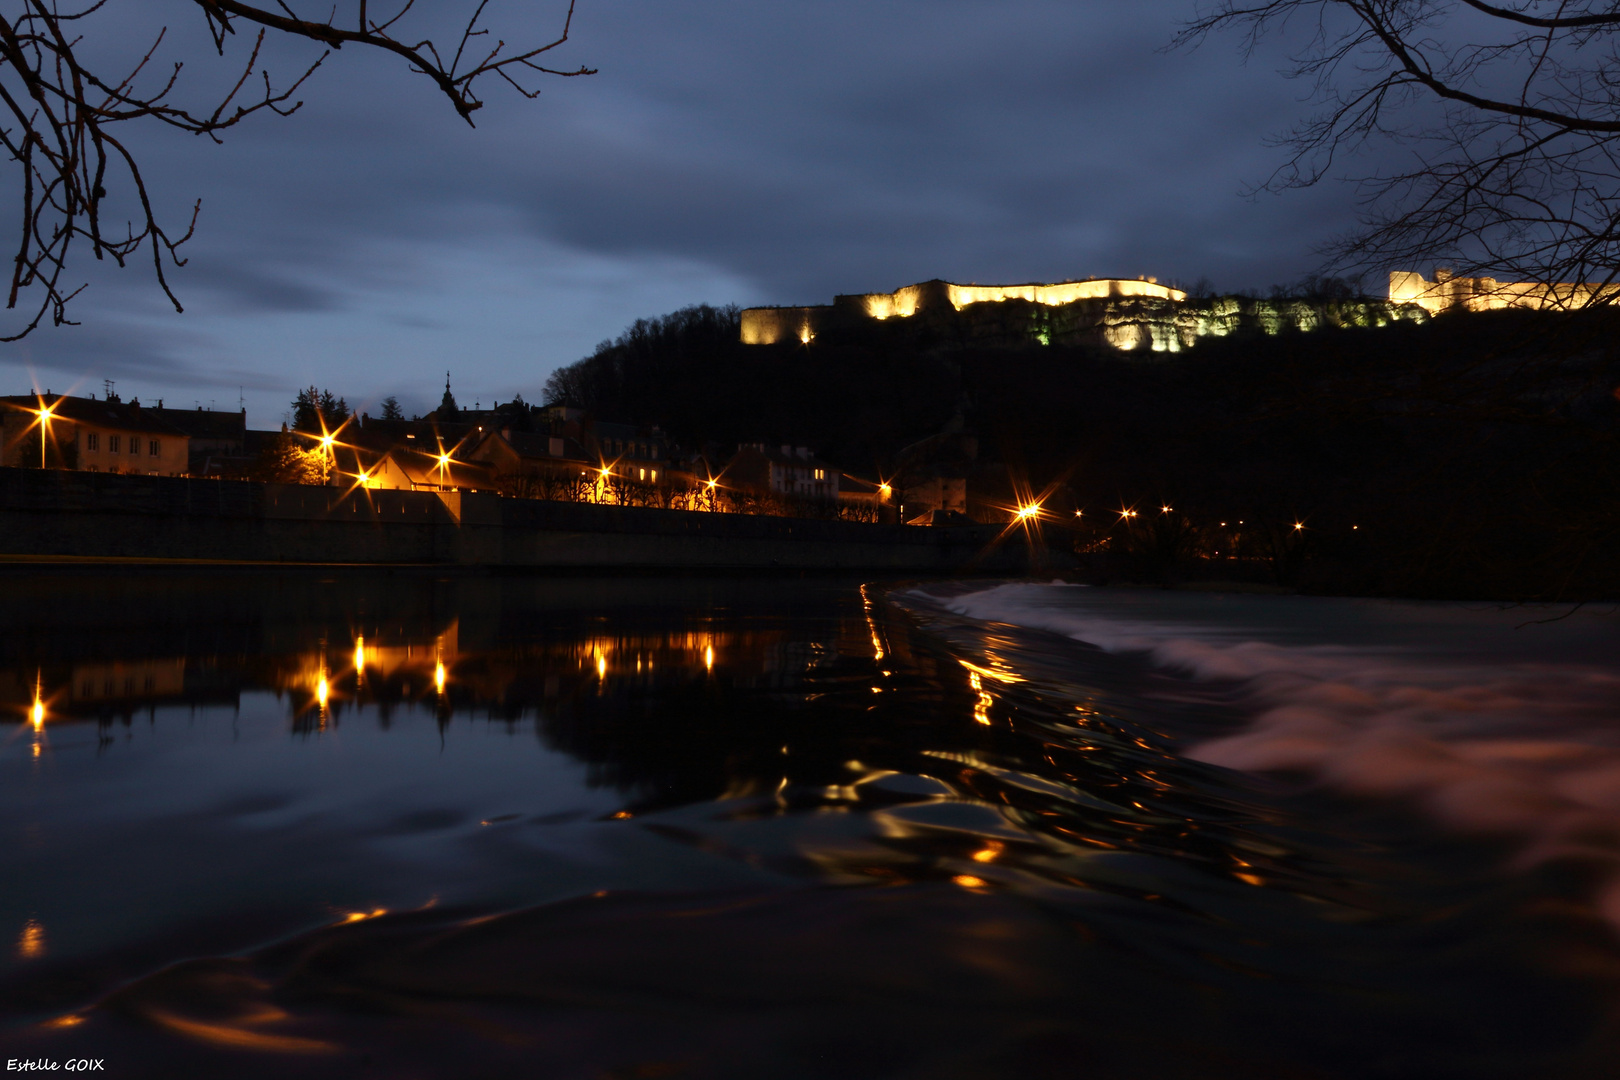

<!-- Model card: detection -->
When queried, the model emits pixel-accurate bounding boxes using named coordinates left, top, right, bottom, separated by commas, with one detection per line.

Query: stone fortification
left=741, top=278, right=1424, bottom=352
left=1388, top=269, right=1620, bottom=314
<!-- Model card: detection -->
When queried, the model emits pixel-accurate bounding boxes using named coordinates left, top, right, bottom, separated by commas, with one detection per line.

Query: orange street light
left=1015, top=504, right=1041, bottom=521
left=34, top=400, right=56, bottom=469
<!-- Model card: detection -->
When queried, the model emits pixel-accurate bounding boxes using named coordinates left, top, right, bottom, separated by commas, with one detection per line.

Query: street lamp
left=34, top=400, right=56, bottom=469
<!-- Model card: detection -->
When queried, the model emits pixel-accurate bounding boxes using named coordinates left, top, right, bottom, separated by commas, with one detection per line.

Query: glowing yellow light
left=958, top=659, right=1022, bottom=684
left=16, top=919, right=45, bottom=960
left=1015, top=504, right=1040, bottom=520
left=316, top=675, right=329, bottom=708
left=1294, top=523, right=1304, bottom=531
left=33, top=401, right=55, bottom=468
left=1074, top=510, right=1082, bottom=517
left=320, top=434, right=335, bottom=449
left=879, top=483, right=891, bottom=497
left=704, top=644, right=714, bottom=672
left=353, top=637, right=365, bottom=675
left=30, top=698, right=44, bottom=730
left=952, top=874, right=988, bottom=889
left=339, top=907, right=388, bottom=925
left=434, top=661, right=447, bottom=694
left=596, top=654, right=607, bottom=679
left=972, top=841, right=1004, bottom=864
left=1161, top=505, right=1173, bottom=513
left=706, top=478, right=717, bottom=489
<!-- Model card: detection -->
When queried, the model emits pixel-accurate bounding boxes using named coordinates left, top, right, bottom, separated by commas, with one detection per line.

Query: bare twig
left=0, top=1, right=593, bottom=340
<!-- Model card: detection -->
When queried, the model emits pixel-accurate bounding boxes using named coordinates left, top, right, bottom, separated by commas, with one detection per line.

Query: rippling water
left=2, top=570, right=1618, bottom=1078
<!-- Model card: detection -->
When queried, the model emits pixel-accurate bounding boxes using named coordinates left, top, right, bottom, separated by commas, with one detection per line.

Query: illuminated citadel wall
left=1388, top=270, right=1620, bottom=315
left=740, top=277, right=1425, bottom=352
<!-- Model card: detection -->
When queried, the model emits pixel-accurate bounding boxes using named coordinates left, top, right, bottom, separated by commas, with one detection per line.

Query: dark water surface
left=1, top=570, right=1618, bottom=1078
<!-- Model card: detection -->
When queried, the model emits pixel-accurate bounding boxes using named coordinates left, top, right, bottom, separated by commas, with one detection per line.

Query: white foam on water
left=938, top=583, right=1620, bottom=928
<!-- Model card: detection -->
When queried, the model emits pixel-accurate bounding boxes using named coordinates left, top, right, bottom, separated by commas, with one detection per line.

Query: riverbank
left=0, top=467, right=1025, bottom=573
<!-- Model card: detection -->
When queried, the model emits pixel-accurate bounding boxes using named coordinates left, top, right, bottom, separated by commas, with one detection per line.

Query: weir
left=0, top=468, right=1022, bottom=572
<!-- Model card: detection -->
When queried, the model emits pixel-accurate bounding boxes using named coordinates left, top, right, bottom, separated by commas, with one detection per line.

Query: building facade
left=1, top=395, right=190, bottom=476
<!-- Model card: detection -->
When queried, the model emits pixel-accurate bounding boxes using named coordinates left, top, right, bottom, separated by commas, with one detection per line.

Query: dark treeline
left=544, top=303, right=1619, bottom=600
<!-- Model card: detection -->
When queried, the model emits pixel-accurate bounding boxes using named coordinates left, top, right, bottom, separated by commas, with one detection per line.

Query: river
left=2, top=570, right=1617, bottom=1078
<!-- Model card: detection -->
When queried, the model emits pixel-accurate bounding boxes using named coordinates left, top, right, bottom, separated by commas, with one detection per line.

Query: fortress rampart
left=741, top=277, right=1422, bottom=352
left=1388, top=269, right=1620, bottom=315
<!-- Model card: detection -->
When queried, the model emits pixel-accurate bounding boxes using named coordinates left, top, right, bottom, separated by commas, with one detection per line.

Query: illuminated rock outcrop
left=740, top=278, right=1425, bottom=352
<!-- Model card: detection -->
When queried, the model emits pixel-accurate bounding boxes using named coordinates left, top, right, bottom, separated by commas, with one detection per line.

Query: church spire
left=438, top=370, right=458, bottom=417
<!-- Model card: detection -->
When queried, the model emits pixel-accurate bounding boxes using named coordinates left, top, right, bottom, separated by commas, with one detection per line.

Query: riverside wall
left=0, top=468, right=1024, bottom=572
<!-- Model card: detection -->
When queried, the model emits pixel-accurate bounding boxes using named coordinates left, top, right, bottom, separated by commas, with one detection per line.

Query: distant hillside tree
left=380, top=396, right=405, bottom=421
left=291, top=387, right=349, bottom=433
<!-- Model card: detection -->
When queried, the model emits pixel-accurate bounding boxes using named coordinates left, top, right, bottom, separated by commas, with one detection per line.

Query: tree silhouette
left=0, top=2, right=593, bottom=340
left=290, top=385, right=348, bottom=433
left=1179, top=1, right=1620, bottom=295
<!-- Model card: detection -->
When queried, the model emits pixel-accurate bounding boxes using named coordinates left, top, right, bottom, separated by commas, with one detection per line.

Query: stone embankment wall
left=0, top=468, right=1021, bottom=572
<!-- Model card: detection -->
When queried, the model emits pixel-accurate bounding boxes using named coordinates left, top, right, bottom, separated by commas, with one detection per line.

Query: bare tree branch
left=1178, top=1, right=1620, bottom=295
left=0, top=1, right=593, bottom=341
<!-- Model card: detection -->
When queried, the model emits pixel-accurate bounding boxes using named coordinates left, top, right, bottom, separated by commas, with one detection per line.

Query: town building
left=331, top=427, right=497, bottom=492
left=0, top=394, right=190, bottom=476
left=146, top=404, right=248, bottom=476
left=726, top=444, right=840, bottom=500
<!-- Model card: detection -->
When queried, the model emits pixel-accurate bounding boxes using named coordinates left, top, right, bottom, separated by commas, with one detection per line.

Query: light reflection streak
left=15, top=918, right=44, bottom=960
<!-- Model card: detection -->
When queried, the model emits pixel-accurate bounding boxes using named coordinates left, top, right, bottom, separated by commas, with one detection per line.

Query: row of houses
left=0, top=394, right=961, bottom=520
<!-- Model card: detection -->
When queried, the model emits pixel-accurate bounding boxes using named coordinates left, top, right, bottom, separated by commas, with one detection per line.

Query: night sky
left=1, top=1, right=1380, bottom=427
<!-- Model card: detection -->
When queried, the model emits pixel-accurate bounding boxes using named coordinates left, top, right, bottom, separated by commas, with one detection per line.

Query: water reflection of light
left=339, top=907, right=388, bottom=925
left=969, top=670, right=994, bottom=726
left=952, top=875, right=987, bottom=889
left=959, top=658, right=1023, bottom=684
left=15, top=918, right=45, bottom=960
left=972, top=841, right=1004, bottom=863
left=861, top=584, right=887, bottom=661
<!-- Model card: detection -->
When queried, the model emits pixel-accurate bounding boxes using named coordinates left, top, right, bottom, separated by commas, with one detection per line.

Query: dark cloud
left=0, top=0, right=1382, bottom=424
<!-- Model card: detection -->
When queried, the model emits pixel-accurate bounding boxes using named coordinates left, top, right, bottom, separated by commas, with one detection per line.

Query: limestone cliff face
left=740, top=279, right=1426, bottom=352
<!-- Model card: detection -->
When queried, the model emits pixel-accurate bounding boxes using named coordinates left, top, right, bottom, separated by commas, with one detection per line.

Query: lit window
left=639, top=468, right=646, bottom=481
left=651, top=470, right=657, bottom=482
left=108, top=435, right=120, bottom=453
left=86, top=432, right=99, bottom=452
